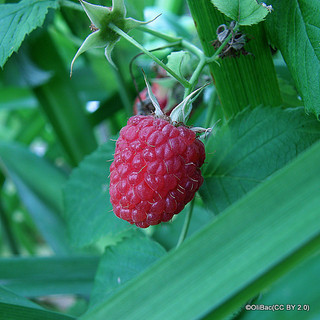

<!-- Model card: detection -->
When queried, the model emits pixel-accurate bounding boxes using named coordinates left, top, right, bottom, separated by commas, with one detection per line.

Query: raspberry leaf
left=89, top=236, right=166, bottom=309
left=166, top=51, right=190, bottom=80
left=0, top=0, right=59, bottom=68
left=201, top=106, right=320, bottom=214
left=211, top=0, right=271, bottom=26
left=64, top=141, right=130, bottom=248
left=265, top=0, right=320, bottom=118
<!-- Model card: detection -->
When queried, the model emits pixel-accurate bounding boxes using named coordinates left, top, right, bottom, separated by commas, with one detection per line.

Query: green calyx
left=143, top=72, right=211, bottom=137
left=170, top=84, right=208, bottom=124
left=70, top=0, right=151, bottom=74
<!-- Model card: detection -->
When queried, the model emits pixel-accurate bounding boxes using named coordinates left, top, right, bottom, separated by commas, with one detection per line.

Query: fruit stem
left=139, top=26, right=204, bottom=59
left=109, top=24, right=191, bottom=88
left=59, top=0, right=83, bottom=11
left=176, top=199, right=195, bottom=248
left=138, top=25, right=183, bottom=43
left=184, top=57, right=207, bottom=98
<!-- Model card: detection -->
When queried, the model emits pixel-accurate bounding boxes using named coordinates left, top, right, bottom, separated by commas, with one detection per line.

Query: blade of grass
left=0, top=199, right=19, bottom=255
left=0, top=302, right=75, bottom=320
left=0, top=256, right=99, bottom=297
left=27, top=31, right=97, bottom=166
left=82, top=140, right=320, bottom=320
left=0, top=142, right=70, bottom=255
left=0, top=286, right=42, bottom=309
left=234, top=252, right=320, bottom=320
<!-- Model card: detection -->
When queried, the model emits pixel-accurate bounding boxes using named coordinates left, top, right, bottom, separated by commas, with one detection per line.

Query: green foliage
left=0, top=0, right=59, bottom=68
left=0, top=286, right=43, bottom=310
left=211, top=0, right=270, bottom=25
left=265, top=0, right=320, bottom=118
left=81, top=141, right=320, bottom=320
left=0, top=256, right=99, bottom=297
left=0, top=302, right=75, bottom=320
left=0, top=142, right=71, bottom=255
left=0, top=0, right=319, bottom=318
left=64, top=142, right=130, bottom=248
left=89, top=235, right=166, bottom=308
left=238, top=253, right=320, bottom=320
left=71, top=0, right=149, bottom=70
left=166, top=50, right=190, bottom=79
left=201, top=106, right=320, bottom=213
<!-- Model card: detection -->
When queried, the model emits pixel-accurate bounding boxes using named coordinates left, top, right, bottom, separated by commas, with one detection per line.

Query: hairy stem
left=176, top=199, right=195, bottom=248
left=184, top=58, right=207, bottom=97
left=139, top=26, right=204, bottom=59
left=110, top=24, right=191, bottom=88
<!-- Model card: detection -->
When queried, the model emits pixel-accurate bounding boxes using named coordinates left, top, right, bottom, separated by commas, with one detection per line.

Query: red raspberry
left=109, top=115, right=205, bottom=228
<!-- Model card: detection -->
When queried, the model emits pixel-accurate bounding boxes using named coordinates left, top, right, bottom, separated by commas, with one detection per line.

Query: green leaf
left=238, top=252, right=320, bottom=320
left=265, top=0, right=320, bottom=118
left=64, top=141, right=130, bottom=248
left=201, top=106, right=320, bottom=214
left=0, top=87, right=38, bottom=111
left=0, top=256, right=99, bottom=297
left=166, top=51, right=189, bottom=79
left=81, top=140, right=320, bottom=320
left=0, top=302, right=75, bottom=320
left=0, top=142, right=71, bottom=255
left=89, top=235, right=166, bottom=308
left=0, top=286, right=42, bottom=310
left=28, top=32, right=97, bottom=166
left=211, top=0, right=270, bottom=26
left=0, top=0, right=59, bottom=68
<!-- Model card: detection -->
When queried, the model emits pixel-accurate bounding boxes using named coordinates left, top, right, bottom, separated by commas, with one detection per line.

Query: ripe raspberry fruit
left=109, top=115, right=205, bottom=228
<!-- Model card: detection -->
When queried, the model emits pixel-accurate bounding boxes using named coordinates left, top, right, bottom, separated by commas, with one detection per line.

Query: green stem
left=109, top=24, right=191, bottom=88
left=187, top=0, right=282, bottom=119
left=181, top=40, right=204, bottom=59
left=138, top=26, right=182, bottom=43
left=139, top=25, right=239, bottom=99
left=139, top=26, right=204, bottom=59
left=176, top=199, right=195, bottom=248
left=184, top=57, right=207, bottom=97
left=59, top=0, right=83, bottom=11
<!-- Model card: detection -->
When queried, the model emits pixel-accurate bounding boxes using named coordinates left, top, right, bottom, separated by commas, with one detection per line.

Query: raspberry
left=109, top=115, right=205, bottom=228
